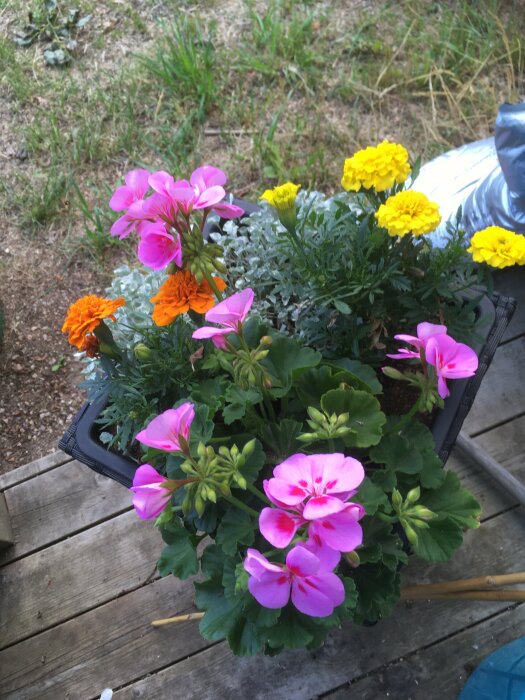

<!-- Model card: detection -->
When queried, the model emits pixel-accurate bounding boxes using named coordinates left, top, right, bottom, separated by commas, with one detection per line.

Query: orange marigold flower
left=150, top=270, right=227, bottom=327
left=62, top=295, right=125, bottom=350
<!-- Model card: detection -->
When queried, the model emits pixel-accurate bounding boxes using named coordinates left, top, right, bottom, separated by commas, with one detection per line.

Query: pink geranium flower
left=110, top=169, right=151, bottom=211
left=425, top=334, right=478, bottom=399
left=135, top=402, right=195, bottom=452
left=387, top=322, right=447, bottom=360
left=243, top=544, right=345, bottom=617
left=137, top=222, right=182, bottom=270
left=259, top=453, right=365, bottom=552
left=129, top=463, right=172, bottom=519
left=192, top=288, right=255, bottom=348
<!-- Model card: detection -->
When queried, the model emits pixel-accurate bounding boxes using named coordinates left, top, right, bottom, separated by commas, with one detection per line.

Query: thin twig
left=401, top=589, right=525, bottom=603
left=402, top=572, right=525, bottom=597
left=152, top=612, right=205, bottom=627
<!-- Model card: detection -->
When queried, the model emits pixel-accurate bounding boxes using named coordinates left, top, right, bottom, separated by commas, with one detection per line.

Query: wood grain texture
left=324, top=604, right=525, bottom=700
left=0, top=576, right=208, bottom=700
left=494, top=267, right=525, bottom=342
left=446, top=413, right=525, bottom=519
left=0, top=459, right=131, bottom=565
left=111, top=507, right=525, bottom=700
left=462, top=335, right=525, bottom=435
left=0, top=510, right=159, bottom=649
left=0, top=452, right=71, bottom=491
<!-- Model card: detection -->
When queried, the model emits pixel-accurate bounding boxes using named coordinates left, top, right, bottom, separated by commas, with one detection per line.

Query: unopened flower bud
left=403, top=521, right=418, bottom=546
left=263, top=377, right=273, bottom=389
left=254, top=349, right=269, bottom=361
left=344, top=551, right=361, bottom=568
left=406, top=486, right=420, bottom=504
left=242, top=439, right=256, bottom=457
left=133, top=343, right=152, bottom=361
left=307, top=406, right=326, bottom=424
left=260, top=335, right=273, bottom=346
left=197, top=442, right=207, bottom=459
left=410, top=505, right=435, bottom=521
left=391, top=488, right=403, bottom=511
left=381, top=366, right=405, bottom=381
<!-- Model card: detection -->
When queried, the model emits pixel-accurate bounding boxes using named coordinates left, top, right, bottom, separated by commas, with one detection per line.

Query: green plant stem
left=203, top=269, right=224, bottom=301
left=223, top=493, right=259, bottom=518
left=327, top=437, right=336, bottom=452
left=246, top=482, right=271, bottom=505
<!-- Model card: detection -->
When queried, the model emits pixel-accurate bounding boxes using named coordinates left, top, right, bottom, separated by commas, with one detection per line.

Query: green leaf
left=371, top=468, right=397, bottom=491
left=294, top=365, right=373, bottom=409
left=359, top=519, right=408, bottom=571
left=333, top=299, right=351, bottom=314
left=354, top=477, right=389, bottom=516
left=191, top=378, right=227, bottom=412
left=216, top=509, right=255, bottom=556
left=182, top=401, right=214, bottom=446
left=157, top=520, right=198, bottom=579
left=410, top=518, right=463, bottom=561
left=263, top=335, right=321, bottom=396
left=328, top=358, right=383, bottom=394
left=223, top=386, right=262, bottom=425
left=370, top=419, right=442, bottom=476
left=195, top=579, right=243, bottom=641
left=352, top=563, right=400, bottom=624
left=420, top=471, right=481, bottom=529
left=227, top=615, right=265, bottom=656
left=200, top=544, right=225, bottom=581
left=265, top=607, right=320, bottom=650
left=321, top=388, right=386, bottom=447
left=76, top=14, right=92, bottom=28
left=260, top=419, right=303, bottom=460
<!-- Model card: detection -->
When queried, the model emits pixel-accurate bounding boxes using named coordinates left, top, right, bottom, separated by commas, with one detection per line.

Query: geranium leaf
left=227, top=615, right=265, bottom=656
left=321, top=388, right=386, bottom=447
left=260, top=419, right=303, bottom=460
left=352, top=563, right=400, bottom=624
left=216, top=509, right=255, bottom=556
left=238, top=437, right=265, bottom=484
left=263, top=335, right=321, bottom=396
left=420, top=470, right=481, bottom=529
left=200, top=544, right=225, bottom=581
left=354, top=477, right=390, bottom=516
left=359, top=519, right=408, bottom=571
left=328, top=357, right=383, bottom=394
left=264, top=607, right=318, bottom=650
left=157, top=520, right=198, bottom=579
left=195, top=579, right=243, bottom=640
left=410, top=518, right=464, bottom=561
left=223, top=386, right=262, bottom=425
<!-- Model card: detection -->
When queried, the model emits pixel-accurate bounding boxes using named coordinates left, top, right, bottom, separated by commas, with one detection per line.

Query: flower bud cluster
left=180, top=439, right=256, bottom=516
left=298, top=406, right=351, bottom=443
left=391, top=486, right=435, bottom=546
left=183, top=232, right=227, bottom=283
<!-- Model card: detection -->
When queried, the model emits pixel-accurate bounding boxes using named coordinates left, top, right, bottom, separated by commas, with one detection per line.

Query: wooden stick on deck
left=151, top=612, right=204, bottom=627
left=402, top=572, right=525, bottom=598
left=401, top=589, right=525, bottom=602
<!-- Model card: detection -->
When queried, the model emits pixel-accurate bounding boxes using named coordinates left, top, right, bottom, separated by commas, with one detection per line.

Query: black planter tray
left=59, top=289, right=516, bottom=488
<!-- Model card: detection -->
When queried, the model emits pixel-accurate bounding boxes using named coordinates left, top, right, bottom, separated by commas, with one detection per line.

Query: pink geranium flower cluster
left=109, top=166, right=244, bottom=271
left=244, top=452, right=365, bottom=617
left=130, top=402, right=195, bottom=520
left=387, top=322, right=478, bottom=399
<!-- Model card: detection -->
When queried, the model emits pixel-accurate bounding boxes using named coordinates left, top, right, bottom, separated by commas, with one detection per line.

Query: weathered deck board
left=446, top=413, right=525, bottom=518
left=0, top=577, right=207, bottom=700
left=111, top=507, right=525, bottom=700
left=0, top=459, right=131, bottom=565
left=0, top=510, right=159, bottom=649
left=325, top=603, right=525, bottom=699
left=463, top=335, right=525, bottom=435
left=0, top=452, right=71, bottom=490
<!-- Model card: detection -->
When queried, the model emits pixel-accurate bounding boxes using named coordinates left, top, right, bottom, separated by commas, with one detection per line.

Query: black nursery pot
left=59, top=199, right=517, bottom=488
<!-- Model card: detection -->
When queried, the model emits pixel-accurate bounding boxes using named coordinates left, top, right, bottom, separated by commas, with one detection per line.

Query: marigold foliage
left=467, top=226, right=525, bottom=269
left=62, top=295, right=125, bottom=349
left=260, top=182, right=301, bottom=212
left=150, top=270, right=226, bottom=326
left=375, top=191, right=441, bottom=237
left=341, top=141, right=411, bottom=192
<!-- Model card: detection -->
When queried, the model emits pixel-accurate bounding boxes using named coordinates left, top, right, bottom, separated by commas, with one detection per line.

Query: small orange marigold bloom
left=62, top=295, right=125, bottom=350
left=150, top=270, right=227, bottom=327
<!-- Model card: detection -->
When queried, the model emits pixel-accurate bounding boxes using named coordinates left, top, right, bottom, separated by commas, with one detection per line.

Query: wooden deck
left=1, top=269, right=524, bottom=700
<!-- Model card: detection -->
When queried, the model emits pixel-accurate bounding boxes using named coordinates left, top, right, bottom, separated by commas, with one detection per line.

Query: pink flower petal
left=125, top=169, right=150, bottom=197
left=303, top=494, right=347, bottom=520
left=259, top=507, right=302, bottom=548
left=291, top=573, right=344, bottom=617
left=286, top=544, right=320, bottom=577
left=248, top=572, right=291, bottom=609
left=309, top=507, right=364, bottom=552
left=193, top=185, right=226, bottom=210
left=302, top=536, right=341, bottom=572
left=109, top=185, right=135, bottom=212
left=137, top=226, right=182, bottom=270
left=190, top=165, right=227, bottom=190
left=265, top=477, right=308, bottom=507
left=135, top=404, right=194, bottom=452
left=211, top=202, right=245, bottom=219
left=204, top=288, right=254, bottom=328
left=244, top=548, right=283, bottom=577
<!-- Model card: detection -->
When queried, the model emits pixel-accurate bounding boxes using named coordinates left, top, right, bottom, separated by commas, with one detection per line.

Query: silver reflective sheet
left=413, top=101, right=525, bottom=247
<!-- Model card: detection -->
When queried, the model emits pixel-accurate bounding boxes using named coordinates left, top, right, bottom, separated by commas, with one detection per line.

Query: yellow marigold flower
left=62, top=295, right=125, bottom=350
left=467, top=226, right=525, bottom=269
left=150, top=270, right=227, bottom=327
left=341, top=141, right=411, bottom=192
left=375, top=191, right=441, bottom=237
left=260, top=183, right=301, bottom=213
